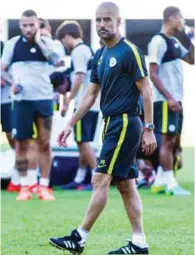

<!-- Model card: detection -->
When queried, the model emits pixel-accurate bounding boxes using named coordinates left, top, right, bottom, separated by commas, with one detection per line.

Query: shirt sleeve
left=90, top=49, right=100, bottom=84
left=54, top=40, right=66, bottom=61
left=71, top=45, right=91, bottom=74
left=1, top=37, right=19, bottom=67
left=148, top=35, right=167, bottom=65
left=42, top=36, right=65, bottom=62
left=125, top=44, right=148, bottom=81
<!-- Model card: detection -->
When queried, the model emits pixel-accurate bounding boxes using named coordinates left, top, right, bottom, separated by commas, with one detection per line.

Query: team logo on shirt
left=169, top=124, right=176, bottom=132
left=174, top=43, right=179, bottom=48
left=109, top=57, right=117, bottom=67
left=30, top=47, right=37, bottom=53
left=12, top=128, right=17, bottom=137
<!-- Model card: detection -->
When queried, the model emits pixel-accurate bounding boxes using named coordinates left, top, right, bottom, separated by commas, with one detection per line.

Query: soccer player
left=49, top=2, right=156, bottom=254
left=148, top=6, right=194, bottom=195
left=1, top=10, right=63, bottom=201
left=1, top=41, right=15, bottom=149
left=56, top=21, right=100, bottom=190
left=1, top=40, right=21, bottom=192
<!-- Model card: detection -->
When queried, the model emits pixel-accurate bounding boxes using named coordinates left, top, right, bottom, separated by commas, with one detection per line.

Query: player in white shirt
left=1, top=10, right=64, bottom=200
left=148, top=6, right=194, bottom=195
left=56, top=21, right=100, bottom=190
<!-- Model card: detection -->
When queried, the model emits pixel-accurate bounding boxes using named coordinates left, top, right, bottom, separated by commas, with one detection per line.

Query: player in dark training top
left=49, top=2, right=157, bottom=254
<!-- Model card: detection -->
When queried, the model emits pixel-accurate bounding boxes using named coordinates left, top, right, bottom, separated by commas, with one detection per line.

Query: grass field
left=1, top=148, right=194, bottom=255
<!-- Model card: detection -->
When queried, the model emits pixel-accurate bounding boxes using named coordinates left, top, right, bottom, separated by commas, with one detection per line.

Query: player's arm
left=58, top=83, right=99, bottom=147
left=69, top=83, right=99, bottom=126
left=68, top=46, right=90, bottom=103
left=1, top=63, right=13, bottom=86
left=150, top=64, right=181, bottom=111
left=1, top=39, right=15, bottom=86
left=126, top=45, right=157, bottom=155
left=58, top=48, right=101, bottom=147
left=149, top=63, right=173, bottom=100
left=176, top=29, right=194, bottom=65
left=61, top=93, right=69, bottom=117
left=182, top=44, right=194, bottom=64
left=136, top=77, right=157, bottom=155
left=35, top=30, right=63, bottom=66
left=68, top=72, right=85, bottom=102
left=136, top=77, right=153, bottom=124
left=148, top=36, right=173, bottom=100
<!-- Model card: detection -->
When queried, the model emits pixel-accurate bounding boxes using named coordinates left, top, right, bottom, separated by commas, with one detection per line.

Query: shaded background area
left=126, top=19, right=194, bottom=54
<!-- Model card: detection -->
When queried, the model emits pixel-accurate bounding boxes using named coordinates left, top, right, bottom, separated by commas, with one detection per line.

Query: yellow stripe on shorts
left=102, top=117, right=110, bottom=142
left=162, top=101, right=168, bottom=134
left=53, top=103, right=58, bottom=111
left=32, top=123, right=38, bottom=139
left=107, top=113, right=128, bottom=175
left=124, top=39, right=145, bottom=77
left=76, top=120, right=82, bottom=142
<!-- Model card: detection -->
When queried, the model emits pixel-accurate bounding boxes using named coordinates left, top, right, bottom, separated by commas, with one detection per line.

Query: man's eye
left=104, top=18, right=111, bottom=22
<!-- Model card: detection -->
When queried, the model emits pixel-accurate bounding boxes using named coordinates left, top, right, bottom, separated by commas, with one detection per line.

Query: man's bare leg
left=80, top=173, right=112, bottom=231
left=116, top=179, right=143, bottom=233
left=6, top=132, right=15, bottom=149
left=116, top=179, right=147, bottom=247
left=35, top=116, right=55, bottom=200
left=36, top=117, right=52, bottom=180
left=78, top=142, right=97, bottom=170
left=27, top=139, right=39, bottom=187
left=15, top=139, right=32, bottom=200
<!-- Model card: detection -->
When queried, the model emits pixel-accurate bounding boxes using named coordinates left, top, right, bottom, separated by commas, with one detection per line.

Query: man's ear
left=19, top=20, right=22, bottom=30
left=37, top=18, right=41, bottom=28
left=117, top=17, right=121, bottom=27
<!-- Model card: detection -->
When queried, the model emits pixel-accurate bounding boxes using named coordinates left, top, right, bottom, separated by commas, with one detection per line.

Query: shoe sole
left=166, top=191, right=191, bottom=196
left=49, top=239, right=81, bottom=255
left=16, top=195, right=32, bottom=201
left=151, top=187, right=166, bottom=194
left=39, top=197, right=56, bottom=201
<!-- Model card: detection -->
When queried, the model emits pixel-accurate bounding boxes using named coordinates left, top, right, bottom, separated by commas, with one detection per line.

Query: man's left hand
left=142, top=130, right=157, bottom=155
left=35, top=29, right=41, bottom=43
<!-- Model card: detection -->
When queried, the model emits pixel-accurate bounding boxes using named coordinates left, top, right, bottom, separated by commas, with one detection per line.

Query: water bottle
left=13, top=83, right=23, bottom=101
left=14, top=84, right=23, bottom=94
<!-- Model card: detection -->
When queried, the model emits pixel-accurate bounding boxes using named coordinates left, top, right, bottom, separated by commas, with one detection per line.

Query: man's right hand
left=12, top=84, right=23, bottom=94
left=57, top=124, right=73, bottom=147
left=167, top=98, right=182, bottom=112
left=1, top=78, right=7, bottom=87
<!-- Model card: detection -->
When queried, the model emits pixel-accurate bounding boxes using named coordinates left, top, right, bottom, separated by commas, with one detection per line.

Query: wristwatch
left=144, top=123, right=155, bottom=131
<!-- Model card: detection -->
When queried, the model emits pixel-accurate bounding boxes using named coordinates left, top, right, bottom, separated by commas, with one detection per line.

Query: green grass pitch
left=1, top=148, right=194, bottom=255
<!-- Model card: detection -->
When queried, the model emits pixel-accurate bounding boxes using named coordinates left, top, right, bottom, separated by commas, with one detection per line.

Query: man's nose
left=26, top=26, right=31, bottom=32
left=100, top=20, right=105, bottom=28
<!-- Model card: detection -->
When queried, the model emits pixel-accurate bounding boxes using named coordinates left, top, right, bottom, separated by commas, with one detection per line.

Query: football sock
left=163, top=170, right=177, bottom=189
left=74, top=168, right=87, bottom=183
left=77, top=227, right=89, bottom=242
left=20, top=176, right=30, bottom=186
left=40, top=178, right=49, bottom=187
left=132, top=233, right=147, bottom=248
left=91, top=168, right=96, bottom=177
left=153, top=165, right=164, bottom=186
left=28, top=168, right=38, bottom=186
left=11, top=168, right=20, bottom=185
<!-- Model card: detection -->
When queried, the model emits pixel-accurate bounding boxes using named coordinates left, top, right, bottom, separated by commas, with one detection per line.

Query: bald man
left=49, top=2, right=156, bottom=254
